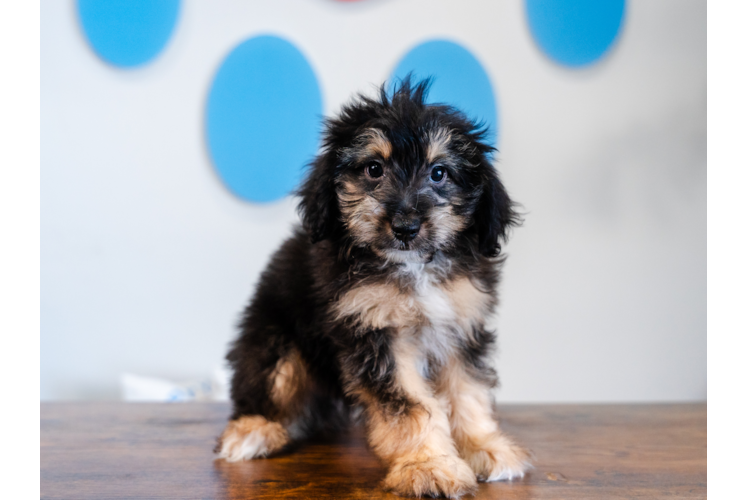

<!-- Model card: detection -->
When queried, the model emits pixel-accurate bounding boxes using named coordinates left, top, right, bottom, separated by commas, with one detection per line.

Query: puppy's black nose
left=392, top=216, right=421, bottom=243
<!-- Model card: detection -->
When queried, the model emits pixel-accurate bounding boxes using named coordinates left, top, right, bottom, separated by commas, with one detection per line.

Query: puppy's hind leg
left=216, top=415, right=289, bottom=462
left=217, top=346, right=311, bottom=462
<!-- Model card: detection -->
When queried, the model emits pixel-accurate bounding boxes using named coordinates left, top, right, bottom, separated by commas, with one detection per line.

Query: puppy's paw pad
left=216, top=415, right=288, bottom=462
left=384, top=455, right=477, bottom=499
left=464, top=436, right=532, bottom=482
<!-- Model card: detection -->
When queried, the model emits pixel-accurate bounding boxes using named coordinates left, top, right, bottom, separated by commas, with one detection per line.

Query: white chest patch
left=398, top=263, right=491, bottom=368
left=408, top=264, right=456, bottom=328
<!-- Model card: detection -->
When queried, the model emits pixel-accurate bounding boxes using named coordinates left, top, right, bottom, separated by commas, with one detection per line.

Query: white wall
left=41, top=0, right=706, bottom=401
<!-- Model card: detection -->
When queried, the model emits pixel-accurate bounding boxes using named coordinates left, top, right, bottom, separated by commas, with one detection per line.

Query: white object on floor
left=120, top=367, right=232, bottom=402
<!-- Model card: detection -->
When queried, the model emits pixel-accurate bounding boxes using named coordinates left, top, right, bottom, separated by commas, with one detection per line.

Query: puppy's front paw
left=215, top=415, right=289, bottom=462
left=383, top=454, right=477, bottom=498
left=462, top=434, right=532, bottom=482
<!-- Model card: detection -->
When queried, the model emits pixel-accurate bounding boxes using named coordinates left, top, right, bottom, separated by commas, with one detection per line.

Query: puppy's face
left=298, top=79, right=517, bottom=261
left=335, top=127, right=479, bottom=263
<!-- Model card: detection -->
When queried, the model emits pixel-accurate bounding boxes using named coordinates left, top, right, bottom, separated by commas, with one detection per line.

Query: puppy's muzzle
left=391, top=215, right=421, bottom=243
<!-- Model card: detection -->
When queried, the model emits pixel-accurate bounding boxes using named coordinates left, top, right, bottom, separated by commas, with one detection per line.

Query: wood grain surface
left=40, top=403, right=706, bottom=499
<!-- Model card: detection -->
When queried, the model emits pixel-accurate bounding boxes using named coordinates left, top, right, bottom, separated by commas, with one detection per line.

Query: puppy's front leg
left=437, top=357, right=532, bottom=482
left=341, top=329, right=477, bottom=498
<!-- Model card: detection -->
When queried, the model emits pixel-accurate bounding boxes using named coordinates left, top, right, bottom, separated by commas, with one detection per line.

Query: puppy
left=216, top=78, right=531, bottom=498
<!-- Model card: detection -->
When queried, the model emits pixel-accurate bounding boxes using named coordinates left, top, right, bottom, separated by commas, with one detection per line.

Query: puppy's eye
left=430, top=165, right=446, bottom=183
left=366, top=162, right=384, bottom=179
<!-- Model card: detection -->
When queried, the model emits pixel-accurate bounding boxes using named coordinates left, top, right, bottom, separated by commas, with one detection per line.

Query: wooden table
left=41, top=403, right=706, bottom=499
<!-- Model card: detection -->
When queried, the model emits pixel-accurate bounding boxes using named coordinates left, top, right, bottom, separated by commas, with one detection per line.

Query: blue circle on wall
left=391, top=40, right=499, bottom=147
left=77, top=0, right=180, bottom=67
left=526, top=0, right=625, bottom=67
left=206, top=36, right=322, bottom=203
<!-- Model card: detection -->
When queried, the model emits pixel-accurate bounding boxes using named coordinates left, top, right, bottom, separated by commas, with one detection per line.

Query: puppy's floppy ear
left=296, top=150, right=340, bottom=243
left=474, top=163, right=520, bottom=257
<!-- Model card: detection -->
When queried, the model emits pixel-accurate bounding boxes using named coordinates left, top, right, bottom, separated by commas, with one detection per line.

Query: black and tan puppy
left=216, top=78, right=531, bottom=498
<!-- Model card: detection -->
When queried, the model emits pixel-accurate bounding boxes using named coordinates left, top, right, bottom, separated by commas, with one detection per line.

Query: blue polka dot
left=391, top=40, right=499, bottom=147
left=77, top=0, right=180, bottom=67
left=206, top=36, right=322, bottom=203
left=526, top=0, right=625, bottom=67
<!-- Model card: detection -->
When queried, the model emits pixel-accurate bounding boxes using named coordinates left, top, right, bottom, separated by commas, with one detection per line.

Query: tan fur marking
left=340, top=128, right=392, bottom=162
left=362, top=128, right=392, bottom=159
left=429, top=204, right=468, bottom=247
left=436, top=359, right=532, bottom=481
left=357, top=389, right=431, bottom=461
left=426, top=128, right=452, bottom=163
left=217, top=415, right=289, bottom=462
left=384, top=455, right=478, bottom=498
left=334, top=283, right=422, bottom=329
left=361, top=336, right=477, bottom=497
left=337, top=181, right=383, bottom=247
left=444, top=277, right=493, bottom=328
left=269, top=349, right=309, bottom=418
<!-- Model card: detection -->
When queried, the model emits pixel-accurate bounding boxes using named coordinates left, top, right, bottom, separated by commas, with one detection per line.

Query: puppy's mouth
left=380, top=247, right=429, bottom=264
left=379, top=233, right=433, bottom=263
left=393, top=238, right=416, bottom=251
